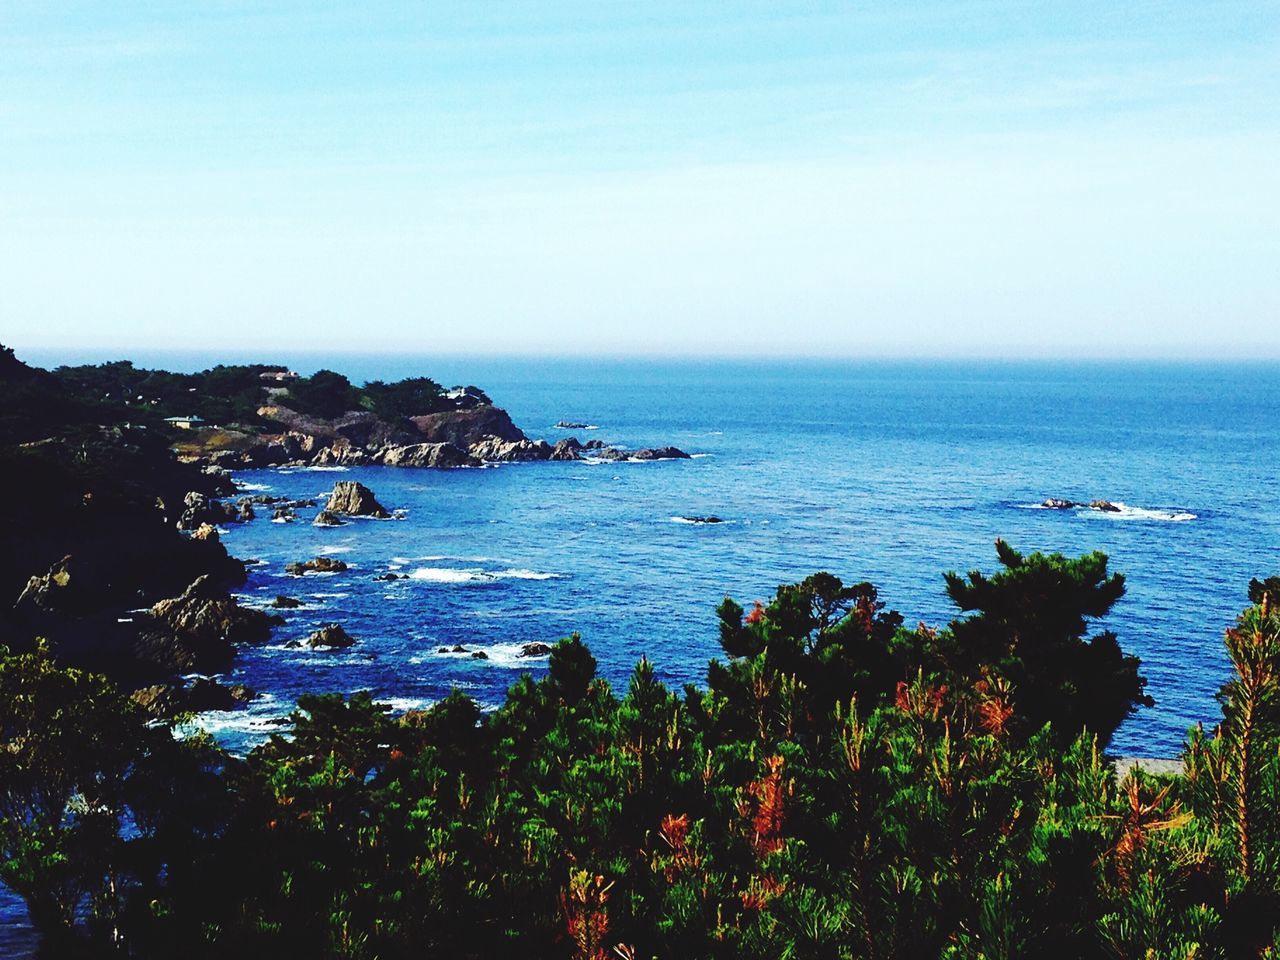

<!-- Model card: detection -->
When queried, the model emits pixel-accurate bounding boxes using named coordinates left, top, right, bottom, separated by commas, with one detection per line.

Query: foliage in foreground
left=2, top=547, right=1279, bottom=958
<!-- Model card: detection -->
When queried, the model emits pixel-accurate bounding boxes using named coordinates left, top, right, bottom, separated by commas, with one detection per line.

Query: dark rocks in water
left=450, top=644, right=467, bottom=653
left=271, top=594, right=305, bottom=608
left=519, top=642, right=552, bottom=658
left=630, top=446, right=691, bottom=460
left=555, top=421, right=591, bottom=429
left=1041, top=499, right=1078, bottom=510
left=437, top=646, right=450, bottom=654
left=273, top=506, right=296, bottom=522
left=550, top=438, right=583, bottom=461
left=470, top=650, right=489, bottom=660
left=374, top=572, right=408, bottom=581
left=238, top=502, right=256, bottom=521
left=285, top=556, right=349, bottom=576
left=1089, top=499, right=1122, bottom=513
left=679, top=515, right=724, bottom=524
left=313, top=510, right=345, bottom=527
left=177, top=491, right=240, bottom=530
left=325, top=480, right=390, bottom=518
left=130, top=680, right=254, bottom=716
left=307, top=623, right=356, bottom=648
left=129, top=576, right=279, bottom=676
left=149, top=576, right=278, bottom=648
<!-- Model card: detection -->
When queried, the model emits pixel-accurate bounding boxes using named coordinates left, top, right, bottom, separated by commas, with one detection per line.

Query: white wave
left=409, top=566, right=560, bottom=584
left=690, top=453, right=713, bottom=459
left=318, top=545, right=352, bottom=555
left=410, top=567, right=488, bottom=583
left=270, top=517, right=292, bottom=524
left=309, top=591, right=350, bottom=598
left=1021, top=501, right=1196, bottom=522
left=376, top=696, right=434, bottom=713
left=431, top=642, right=553, bottom=668
left=304, top=465, right=350, bottom=472
left=234, top=481, right=273, bottom=492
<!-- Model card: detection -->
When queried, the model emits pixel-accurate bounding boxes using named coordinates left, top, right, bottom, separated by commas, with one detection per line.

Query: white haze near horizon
left=1, top=1, right=1277, bottom=360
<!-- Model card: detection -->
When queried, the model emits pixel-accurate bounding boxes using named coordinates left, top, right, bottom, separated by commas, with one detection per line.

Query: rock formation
left=325, top=480, right=390, bottom=518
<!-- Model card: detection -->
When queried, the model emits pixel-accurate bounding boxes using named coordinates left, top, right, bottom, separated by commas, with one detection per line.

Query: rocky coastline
left=0, top=345, right=692, bottom=722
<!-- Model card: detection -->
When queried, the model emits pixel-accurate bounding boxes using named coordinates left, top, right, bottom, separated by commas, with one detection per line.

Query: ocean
left=3, top=353, right=1279, bottom=950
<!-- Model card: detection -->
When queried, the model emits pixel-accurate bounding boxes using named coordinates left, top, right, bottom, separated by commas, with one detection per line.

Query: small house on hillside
left=165, top=415, right=206, bottom=430
left=444, top=386, right=487, bottom=408
left=259, top=370, right=300, bottom=383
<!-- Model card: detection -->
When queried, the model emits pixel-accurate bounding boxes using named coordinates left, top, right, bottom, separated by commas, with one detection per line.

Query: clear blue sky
left=2, top=1, right=1277, bottom=358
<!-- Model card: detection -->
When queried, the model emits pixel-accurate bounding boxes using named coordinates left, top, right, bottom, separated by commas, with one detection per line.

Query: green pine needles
left=2, top=544, right=1280, bottom=958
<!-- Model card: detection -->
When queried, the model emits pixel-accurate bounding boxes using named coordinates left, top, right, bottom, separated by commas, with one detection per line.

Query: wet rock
left=285, top=557, right=349, bottom=576
left=374, top=572, right=408, bottom=581
left=271, top=595, right=305, bottom=608
left=325, top=480, right=390, bottom=518
left=1041, top=499, right=1078, bottom=510
left=191, top=522, right=220, bottom=542
left=550, top=438, right=583, bottom=461
left=273, top=506, right=296, bottom=522
left=555, top=421, right=591, bottom=429
left=519, top=642, right=552, bottom=658
left=678, top=515, right=723, bottom=524
left=307, top=623, right=357, bottom=648
left=630, top=446, right=691, bottom=460
left=470, top=650, right=489, bottom=660
left=313, top=510, right=345, bottom=527
left=450, top=644, right=467, bottom=653
left=239, top=502, right=256, bottom=521
left=1089, top=500, right=1122, bottom=513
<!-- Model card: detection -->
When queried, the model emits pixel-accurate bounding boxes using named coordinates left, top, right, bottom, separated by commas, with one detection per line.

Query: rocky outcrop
left=178, top=491, right=240, bottom=530
left=550, top=438, right=583, bottom=461
left=410, top=406, right=525, bottom=447
left=1090, top=499, right=1122, bottom=513
left=313, top=510, right=345, bottom=527
left=630, top=446, right=691, bottom=461
left=555, top=421, right=592, bottom=429
left=1041, top=499, right=1078, bottom=510
left=286, top=556, right=349, bottom=576
left=325, top=480, right=390, bottom=518
left=469, top=436, right=553, bottom=462
left=131, top=678, right=256, bottom=716
left=374, top=442, right=478, bottom=468
left=307, top=623, right=356, bottom=648
left=519, top=642, right=552, bottom=657
left=149, top=575, right=278, bottom=648
left=271, top=595, right=305, bottom=608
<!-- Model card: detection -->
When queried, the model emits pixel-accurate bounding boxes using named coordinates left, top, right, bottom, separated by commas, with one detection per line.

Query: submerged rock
left=271, top=595, right=305, bottom=608
left=470, top=650, right=489, bottom=660
left=307, top=623, right=357, bottom=648
left=325, top=480, right=390, bottom=518
left=555, top=421, right=592, bottom=429
left=678, top=515, right=724, bottom=524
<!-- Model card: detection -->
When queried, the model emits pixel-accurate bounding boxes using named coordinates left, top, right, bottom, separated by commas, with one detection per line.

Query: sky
left=1, top=1, right=1277, bottom=359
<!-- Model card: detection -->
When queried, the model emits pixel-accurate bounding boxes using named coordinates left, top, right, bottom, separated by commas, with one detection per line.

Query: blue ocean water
left=189, top=356, right=1278, bottom=759
left=3, top=354, right=1279, bottom=951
